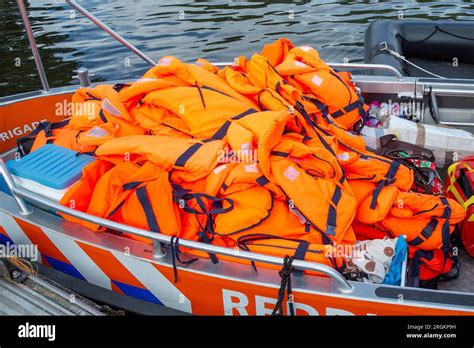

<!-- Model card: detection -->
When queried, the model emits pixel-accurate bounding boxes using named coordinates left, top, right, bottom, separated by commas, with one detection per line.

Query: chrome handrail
left=328, top=62, right=403, bottom=79
left=16, top=0, right=50, bottom=92
left=0, top=159, right=353, bottom=294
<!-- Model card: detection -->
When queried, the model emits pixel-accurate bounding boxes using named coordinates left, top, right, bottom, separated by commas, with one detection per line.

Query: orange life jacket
left=220, top=233, right=345, bottom=276
left=59, top=159, right=115, bottom=224
left=143, top=56, right=257, bottom=108
left=272, top=45, right=368, bottom=130
left=81, top=161, right=182, bottom=244
left=225, top=110, right=356, bottom=245
left=261, top=37, right=295, bottom=67
left=349, top=180, right=399, bottom=225
left=379, top=195, right=465, bottom=251
left=132, top=85, right=258, bottom=139
left=69, top=84, right=147, bottom=147
left=408, top=247, right=454, bottom=282
left=17, top=119, right=96, bottom=156
left=95, top=135, right=226, bottom=182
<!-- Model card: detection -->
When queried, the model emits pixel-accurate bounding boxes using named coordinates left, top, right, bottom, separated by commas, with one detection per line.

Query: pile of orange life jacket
left=21, top=38, right=466, bottom=280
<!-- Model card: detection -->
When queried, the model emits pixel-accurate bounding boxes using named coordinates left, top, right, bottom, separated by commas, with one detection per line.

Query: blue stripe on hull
left=43, top=255, right=87, bottom=281
left=0, top=234, right=14, bottom=245
left=112, top=280, right=163, bottom=305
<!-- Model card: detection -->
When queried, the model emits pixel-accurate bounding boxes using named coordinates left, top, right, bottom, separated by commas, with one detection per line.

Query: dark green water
left=1, top=0, right=474, bottom=97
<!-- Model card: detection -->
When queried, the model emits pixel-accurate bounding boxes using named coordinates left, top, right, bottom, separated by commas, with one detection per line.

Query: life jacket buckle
left=325, top=225, right=336, bottom=236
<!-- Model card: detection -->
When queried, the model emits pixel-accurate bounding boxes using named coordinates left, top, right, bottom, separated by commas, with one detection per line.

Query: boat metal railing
left=0, top=159, right=354, bottom=294
left=16, top=0, right=50, bottom=92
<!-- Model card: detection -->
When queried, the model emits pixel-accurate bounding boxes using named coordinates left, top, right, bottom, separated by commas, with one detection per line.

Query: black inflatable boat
left=365, top=20, right=474, bottom=79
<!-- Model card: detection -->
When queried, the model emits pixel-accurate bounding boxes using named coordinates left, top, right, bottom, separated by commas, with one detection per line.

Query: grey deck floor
left=0, top=261, right=105, bottom=315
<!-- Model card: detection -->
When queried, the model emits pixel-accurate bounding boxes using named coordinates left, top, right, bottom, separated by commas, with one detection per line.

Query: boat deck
left=0, top=260, right=106, bottom=315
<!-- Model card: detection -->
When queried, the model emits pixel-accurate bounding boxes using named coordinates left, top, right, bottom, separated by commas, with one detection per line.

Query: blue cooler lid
left=7, top=144, right=95, bottom=190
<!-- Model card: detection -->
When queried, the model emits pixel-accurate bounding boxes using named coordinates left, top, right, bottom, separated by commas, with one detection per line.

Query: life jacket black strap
left=169, top=236, right=198, bottom=283
left=370, top=160, right=401, bottom=210
left=439, top=197, right=452, bottom=261
left=136, top=186, right=160, bottom=232
left=208, top=108, right=258, bottom=141
left=210, top=121, right=231, bottom=140
left=98, top=109, right=108, bottom=123
left=408, top=218, right=438, bottom=247
left=122, top=181, right=143, bottom=190
left=113, top=83, right=131, bottom=92
left=293, top=241, right=309, bottom=276
left=17, top=119, right=71, bottom=157
left=256, top=175, right=270, bottom=186
left=270, top=150, right=289, bottom=157
left=421, top=218, right=439, bottom=240
left=175, top=143, right=203, bottom=167
left=197, top=231, right=219, bottom=264
left=195, top=82, right=206, bottom=109
left=332, top=98, right=367, bottom=122
left=325, top=184, right=342, bottom=237
left=294, top=241, right=309, bottom=261
left=409, top=249, right=433, bottom=279
left=408, top=236, right=424, bottom=246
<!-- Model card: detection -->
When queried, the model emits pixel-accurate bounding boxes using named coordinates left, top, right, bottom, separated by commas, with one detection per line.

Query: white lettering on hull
left=222, top=289, right=375, bottom=316
left=0, top=120, right=47, bottom=142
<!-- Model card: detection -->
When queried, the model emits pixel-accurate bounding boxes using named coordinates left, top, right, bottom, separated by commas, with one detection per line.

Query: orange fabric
left=82, top=162, right=181, bottom=245
left=31, top=125, right=95, bottom=154
left=59, top=160, right=115, bottom=224
left=349, top=180, right=399, bottom=224
left=260, top=37, right=294, bottom=67
left=219, top=235, right=345, bottom=276
left=409, top=247, right=453, bottom=281
left=274, top=45, right=368, bottom=130
left=95, top=135, right=226, bottom=182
